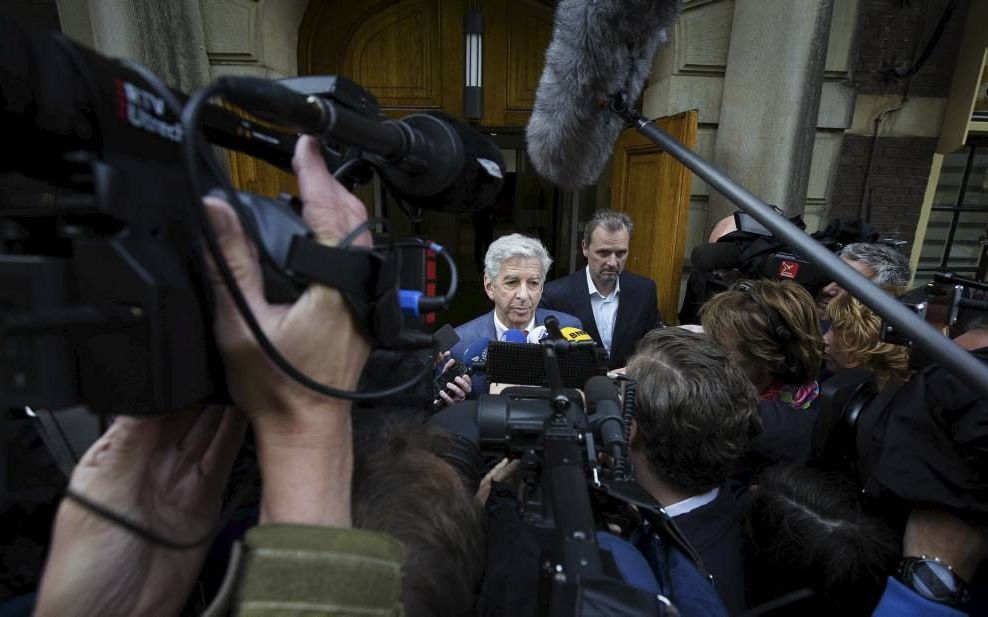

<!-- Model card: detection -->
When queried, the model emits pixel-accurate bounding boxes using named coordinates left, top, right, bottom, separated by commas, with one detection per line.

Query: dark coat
left=540, top=269, right=662, bottom=368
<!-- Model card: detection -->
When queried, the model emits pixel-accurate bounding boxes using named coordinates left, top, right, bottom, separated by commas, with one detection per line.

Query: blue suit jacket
left=450, top=308, right=582, bottom=396
left=540, top=269, right=662, bottom=369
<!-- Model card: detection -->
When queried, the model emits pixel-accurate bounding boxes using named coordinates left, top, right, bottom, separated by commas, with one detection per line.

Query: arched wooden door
left=297, top=0, right=554, bottom=126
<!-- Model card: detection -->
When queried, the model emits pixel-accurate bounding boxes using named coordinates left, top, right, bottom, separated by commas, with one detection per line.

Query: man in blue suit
left=450, top=233, right=581, bottom=395
left=540, top=211, right=662, bottom=369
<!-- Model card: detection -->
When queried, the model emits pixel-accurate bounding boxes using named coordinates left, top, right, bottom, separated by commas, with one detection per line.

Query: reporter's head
left=353, top=415, right=485, bottom=617
left=700, top=279, right=823, bottom=393
left=627, top=327, right=760, bottom=494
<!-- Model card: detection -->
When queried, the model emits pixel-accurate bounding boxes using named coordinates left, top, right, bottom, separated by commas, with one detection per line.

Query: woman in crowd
left=701, top=279, right=824, bottom=409
left=824, top=292, right=911, bottom=389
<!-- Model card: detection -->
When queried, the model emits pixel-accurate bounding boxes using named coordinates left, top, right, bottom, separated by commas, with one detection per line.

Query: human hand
left=35, top=405, right=246, bottom=617
left=436, top=355, right=472, bottom=407
left=476, top=458, right=522, bottom=505
left=204, top=135, right=371, bottom=526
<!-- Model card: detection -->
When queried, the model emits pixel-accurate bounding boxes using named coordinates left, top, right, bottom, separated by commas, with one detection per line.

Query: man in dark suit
left=540, top=210, right=661, bottom=369
left=450, top=233, right=581, bottom=396
left=626, top=328, right=762, bottom=616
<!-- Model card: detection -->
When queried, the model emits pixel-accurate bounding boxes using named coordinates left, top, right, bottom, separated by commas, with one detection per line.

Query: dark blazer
left=449, top=308, right=582, bottom=397
left=672, top=486, right=747, bottom=616
left=540, top=269, right=662, bottom=368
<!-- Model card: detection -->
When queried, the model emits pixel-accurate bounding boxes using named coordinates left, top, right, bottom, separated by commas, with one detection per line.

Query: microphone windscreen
left=584, top=375, right=621, bottom=406
left=691, top=242, right=742, bottom=272
left=560, top=326, right=594, bottom=342
left=460, top=337, right=491, bottom=366
left=502, top=329, right=528, bottom=343
left=526, top=0, right=681, bottom=188
left=527, top=325, right=550, bottom=343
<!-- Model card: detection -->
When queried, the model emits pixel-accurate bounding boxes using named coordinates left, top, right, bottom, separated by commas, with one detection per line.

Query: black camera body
left=811, top=350, right=988, bottom=529
left=0, top=20, right=505, bottom=415
left=435, top=339, right=708, bottom=616
left=679, top=213, right=878, bottom=324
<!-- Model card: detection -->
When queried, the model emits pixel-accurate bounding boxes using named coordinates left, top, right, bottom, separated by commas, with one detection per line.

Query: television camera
left=811, top=272, right=988, bottom=528
left=431, top=323, right=709, bottom=616
left=0, top=18, right=504, bottom=415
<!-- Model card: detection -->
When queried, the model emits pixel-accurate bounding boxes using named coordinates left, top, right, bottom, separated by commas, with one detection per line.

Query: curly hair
left=627, top=328, right=761, bottom=493
left=700, top=279, right=824, bottom=386
left=826, top=293, right=911, bottom=388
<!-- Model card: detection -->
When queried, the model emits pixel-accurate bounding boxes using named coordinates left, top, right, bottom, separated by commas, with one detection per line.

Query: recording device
left=878, top=272, right=988, bottom=347
left=679, top=215, right=879, bottom=324
left=811, top=357, right=988, bottom=529
left=0, top=19, right=504, bottom=415
left=432, top=338, right=700, bottom=615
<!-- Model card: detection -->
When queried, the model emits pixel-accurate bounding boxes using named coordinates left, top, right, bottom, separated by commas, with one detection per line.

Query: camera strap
left=285, top=235, right=407, bottom=345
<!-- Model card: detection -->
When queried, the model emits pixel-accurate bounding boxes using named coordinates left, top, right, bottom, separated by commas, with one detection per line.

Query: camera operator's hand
left=35, top=406, right=246, bottom=617
left=205, top=135, right=371, bottom=527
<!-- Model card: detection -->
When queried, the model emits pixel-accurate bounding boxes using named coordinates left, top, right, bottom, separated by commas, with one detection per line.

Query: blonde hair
left=700, top=279, right=823, bottom=385
left=826, top=293, right=911, bottom=388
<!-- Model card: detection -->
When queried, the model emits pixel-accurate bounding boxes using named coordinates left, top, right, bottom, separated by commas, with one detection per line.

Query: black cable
left=387, top=238, right=459, bottom=308
left=64, top=472, right=255, bottom=551
left=886, top=0, right=957, bottom=79
left=182, top=86, right=438, bottom=401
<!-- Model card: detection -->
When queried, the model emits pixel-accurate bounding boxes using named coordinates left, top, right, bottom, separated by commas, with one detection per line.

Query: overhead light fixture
left=463, top=6, right=484, bottom=120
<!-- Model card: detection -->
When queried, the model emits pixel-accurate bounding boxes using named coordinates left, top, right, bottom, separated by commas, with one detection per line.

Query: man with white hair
left=814, top=242, right=911, bottom=319
left=449, top=234, right=582, bottom=394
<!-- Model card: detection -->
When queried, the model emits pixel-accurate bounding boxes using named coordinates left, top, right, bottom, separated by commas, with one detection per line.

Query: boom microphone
left=526, top=0, right=681, bottom=188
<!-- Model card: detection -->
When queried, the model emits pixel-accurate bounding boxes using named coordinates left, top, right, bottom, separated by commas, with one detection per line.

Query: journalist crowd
left=0, top=132, right=983, bottom=617
left=1, top=4, right=987, bottom=612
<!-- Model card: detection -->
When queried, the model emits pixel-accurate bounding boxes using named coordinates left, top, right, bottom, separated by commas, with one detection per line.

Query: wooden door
left=610, top=111, right=698, bottom=323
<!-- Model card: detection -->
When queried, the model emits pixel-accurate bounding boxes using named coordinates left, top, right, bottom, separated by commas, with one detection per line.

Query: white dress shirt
left=663, top=487, right=720, bottom=518
left=586, top=266, right=620, bottom=353
left=493, top=312, right=535, bottom=341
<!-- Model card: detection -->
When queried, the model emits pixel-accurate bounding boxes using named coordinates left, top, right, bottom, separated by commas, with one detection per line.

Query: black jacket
left=540, top=269, right=662, bottom=369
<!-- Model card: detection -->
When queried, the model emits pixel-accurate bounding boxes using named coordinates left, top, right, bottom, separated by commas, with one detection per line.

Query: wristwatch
left=898, top=556, right=970, bottom=607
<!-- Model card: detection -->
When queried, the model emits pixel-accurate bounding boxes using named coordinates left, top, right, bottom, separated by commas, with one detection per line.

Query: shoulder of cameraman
left=211, top=524, right=405, bottom=616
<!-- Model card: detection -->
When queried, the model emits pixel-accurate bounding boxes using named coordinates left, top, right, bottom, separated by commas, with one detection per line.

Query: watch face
left=902, top=558, right=966, bottom=605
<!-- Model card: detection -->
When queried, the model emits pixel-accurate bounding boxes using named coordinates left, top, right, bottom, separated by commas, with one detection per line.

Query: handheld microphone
left=527, top=325, right=550, bottom=343
left=460, top=337, right=491, bottom=372
left=502, top=329, right=528, bottom=343
left=584, top=375, right=628, bottom=476
left=560, top=326, right=594, bottom=343
left=543, top=315, right=565, bottom=340
left=525, top=0, right=680, bottom=188
left=690, top=242, right=742, bottom=272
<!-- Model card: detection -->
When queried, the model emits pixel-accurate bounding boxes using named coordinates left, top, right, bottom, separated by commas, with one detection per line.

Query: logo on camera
left=777, top=260, right=800, bottom=280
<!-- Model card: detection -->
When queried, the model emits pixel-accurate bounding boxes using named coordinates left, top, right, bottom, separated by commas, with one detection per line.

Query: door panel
left=610, top=111, right=698, bottom=323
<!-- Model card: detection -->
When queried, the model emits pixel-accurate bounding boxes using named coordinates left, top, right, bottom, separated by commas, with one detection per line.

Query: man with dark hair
left=540, top=210, right=661, bottom=368
left=353, top=415, right=486, bottom=617
left=746, top=465, right=900, bottom=615
left=627, top=327, right=761, bottom=614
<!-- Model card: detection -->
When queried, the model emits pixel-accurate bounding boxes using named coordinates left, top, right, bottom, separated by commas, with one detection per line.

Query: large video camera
left=679, top=211, right=879, bottom=324
left=432, top=328, right=708, bottom=616
left=0, top=18, right=504, bottom=415
left=811, top=286, right=988, bottom=529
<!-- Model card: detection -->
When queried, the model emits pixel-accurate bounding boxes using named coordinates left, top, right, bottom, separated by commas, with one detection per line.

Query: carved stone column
left=57, top=0, right=210, bottom=91
left=706, top=0, right=834, bottom=227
